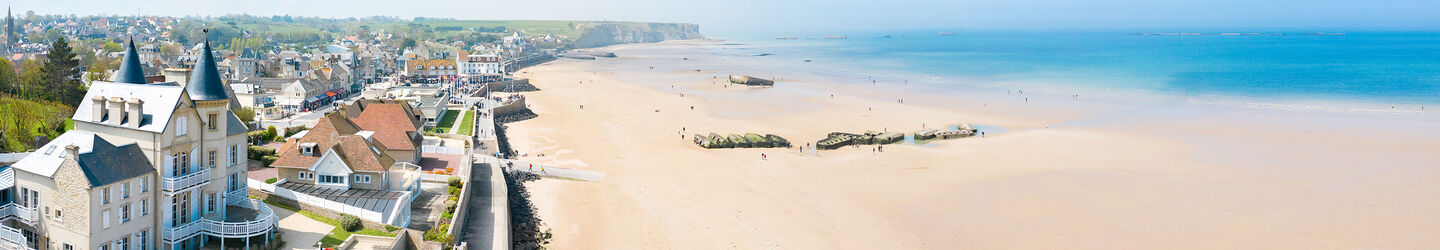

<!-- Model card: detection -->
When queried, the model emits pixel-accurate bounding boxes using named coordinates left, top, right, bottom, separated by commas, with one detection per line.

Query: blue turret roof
left=186, top=38, right=229, bottom=101
left=113, top=39, right=147, bottom=84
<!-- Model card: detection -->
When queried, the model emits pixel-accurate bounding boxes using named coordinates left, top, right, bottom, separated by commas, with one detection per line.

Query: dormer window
left=300, top=143, right=317, bottom=156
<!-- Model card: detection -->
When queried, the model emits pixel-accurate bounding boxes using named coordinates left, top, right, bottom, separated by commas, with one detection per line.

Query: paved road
left=270, top=204, right=333, bottom=248
left=458, top=161, right=508, bottom=249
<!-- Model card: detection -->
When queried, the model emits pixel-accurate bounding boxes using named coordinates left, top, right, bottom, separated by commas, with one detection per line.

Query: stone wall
left=487, top=79, right=539, bottom=93
left=491, top=97, right=529, bottom=117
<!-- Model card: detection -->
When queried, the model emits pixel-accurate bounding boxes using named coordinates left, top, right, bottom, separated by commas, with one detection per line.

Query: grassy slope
left=456, top=111, right=474, bottom=136
left=0, top=95, right=74, bottom=152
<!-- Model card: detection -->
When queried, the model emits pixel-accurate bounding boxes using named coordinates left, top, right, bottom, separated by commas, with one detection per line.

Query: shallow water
left=718, top=31, right=1440, bottom=108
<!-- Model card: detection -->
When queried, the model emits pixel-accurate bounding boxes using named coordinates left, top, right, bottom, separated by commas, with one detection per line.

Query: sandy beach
left=501, top=40, right=1440, bottom=249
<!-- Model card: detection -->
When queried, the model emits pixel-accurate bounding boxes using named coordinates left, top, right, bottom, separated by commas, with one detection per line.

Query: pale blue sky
left=12, top=0, right=1439, bottom=35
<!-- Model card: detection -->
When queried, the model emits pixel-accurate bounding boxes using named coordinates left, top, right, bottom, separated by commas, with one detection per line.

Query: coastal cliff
left=572, top=22, right=704, bottom=48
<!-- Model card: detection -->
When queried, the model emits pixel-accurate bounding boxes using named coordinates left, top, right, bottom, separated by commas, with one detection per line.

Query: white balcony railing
left=0, top=204, right=37, bottom=226
left=0, top=224, right=25, bottom=250
left=0, top=166, right=14, bottom=191
left=161, top=168, right=211, bottom=193
left=162, top=198, right=276, bottom=243
left=226, top=189, right=249, bottom=201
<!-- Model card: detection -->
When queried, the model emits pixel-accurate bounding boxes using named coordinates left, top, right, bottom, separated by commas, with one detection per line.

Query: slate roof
left=186, top=39, right=230, bottom=101
left=226, top=112, right=249, bottom=136
left=113, top=39, right=148, bottom=84
left=72, top=82, right=187, bottom=133
left=11, top=132, right=155, bottom=187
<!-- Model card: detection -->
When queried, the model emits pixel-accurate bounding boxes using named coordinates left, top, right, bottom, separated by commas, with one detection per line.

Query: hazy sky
left=11, top=0, right=1438, bottom=36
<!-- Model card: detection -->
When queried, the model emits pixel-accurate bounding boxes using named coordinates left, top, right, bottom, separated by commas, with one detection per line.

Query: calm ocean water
left=718, top=31, right=1440, bottom=106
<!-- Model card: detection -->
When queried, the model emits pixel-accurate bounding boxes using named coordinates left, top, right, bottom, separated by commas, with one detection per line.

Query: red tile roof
left=350, top=103, right=422, bottom=151
left=272, top=112, right=394, bottom=172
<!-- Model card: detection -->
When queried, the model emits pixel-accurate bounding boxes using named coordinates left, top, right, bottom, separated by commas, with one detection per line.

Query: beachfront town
left=0, top=10, right=571, bottom=250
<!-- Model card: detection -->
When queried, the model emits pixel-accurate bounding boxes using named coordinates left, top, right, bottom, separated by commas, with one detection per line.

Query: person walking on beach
left=529, top=164, right=534, bottom=172
left=761, top=153, right=767, bottom=160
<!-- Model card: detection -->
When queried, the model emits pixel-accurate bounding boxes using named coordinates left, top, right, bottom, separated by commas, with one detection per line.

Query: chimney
left=107, top=97, right=127, bottom=125
left=91, top=95, right=106, bottom=121
left=164, top=68, right=192, bottom=85
left=127, top=98, right=144, bottom=127
left=64, top=144, right=79, bottom=159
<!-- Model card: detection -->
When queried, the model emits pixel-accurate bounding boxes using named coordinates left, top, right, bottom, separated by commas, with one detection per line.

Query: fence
left=0, top=153, right=29, bottom=164
left=248, top=178, right=414, bottom=226
left=423, top=145, right=464, bottom=155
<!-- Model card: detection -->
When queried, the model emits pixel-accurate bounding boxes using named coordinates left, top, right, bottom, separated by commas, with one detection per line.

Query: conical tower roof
left=186, top=35, right=229, bottom=101
left=113, top=39, right=147, bottom=84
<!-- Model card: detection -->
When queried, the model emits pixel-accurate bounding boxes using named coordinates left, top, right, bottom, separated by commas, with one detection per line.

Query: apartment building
left=1, top=38, right=276, bottom=250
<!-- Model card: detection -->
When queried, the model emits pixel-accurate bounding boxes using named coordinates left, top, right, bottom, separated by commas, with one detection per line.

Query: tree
left=18, top=60, right=44, bottom=100
left=234, top=107, right=256, bottom=124
left=43, top=29, right=61, bottom=43
left=0, top=59, right=16, bottom=95
left=85, top=59, right=111, bottom=85
left=101, top=42, right=123, bottom=53
left=41, top=37, right=85, bottom=106
left=400, top=38, right=416, bottom=50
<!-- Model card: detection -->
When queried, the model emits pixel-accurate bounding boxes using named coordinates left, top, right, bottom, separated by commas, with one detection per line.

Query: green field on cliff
left=414, top=20, right=659, bottom=40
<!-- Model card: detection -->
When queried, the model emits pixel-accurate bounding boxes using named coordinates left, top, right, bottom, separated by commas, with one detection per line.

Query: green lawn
left=456, top=111, right=475, bottom=136
left=431, top=110, right=460, bottom=133
left=262, top=200, right=396, bottom=247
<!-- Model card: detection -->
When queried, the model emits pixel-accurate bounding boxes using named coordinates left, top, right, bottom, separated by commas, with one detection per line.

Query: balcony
left=0, top=224, right=25, bottom=250
left=162, top=168, right=211, bottom=193
left=162, top=197, right=276, bottom=243
left=0, top=204, right=36, bottom=226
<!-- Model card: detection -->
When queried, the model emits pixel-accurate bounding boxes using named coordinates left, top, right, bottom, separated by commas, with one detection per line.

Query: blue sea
left=715, top=31, right=1440, bottom=106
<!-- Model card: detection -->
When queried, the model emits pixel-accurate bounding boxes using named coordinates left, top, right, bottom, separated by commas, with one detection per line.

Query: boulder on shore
left=817, top=132, right=858, bottom=150
left=913, top=129, right=939, bottom=140
left=728, top=75, right=775, bottom=86
left=728, top=134, right=751, bottom=148
left=745, top=133, right=771, bottom=148
left=766, top=134, right=791, bottom=148
left=709, top=133, right=731, bottom=148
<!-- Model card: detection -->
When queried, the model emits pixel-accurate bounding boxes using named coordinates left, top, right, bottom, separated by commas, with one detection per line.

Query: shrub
left=448, top=186, right=461, bottom=196
left=339, top=214, right=362, bottom=232
left=265, top=125, right=280, bottom=142
left=248, top=146, right=276, bottom=160
left=385, top=225, right=401, bottom=232
left=260, top=156, right=278, bottom=168
left=444, top=200, right=458, bottom=214
left=441, top=210, right=453, bottom=220
left=447, top=177, right=463, bottom=188
left=283, top=125, right=308, bottom=138
left=247, top=131, right=268, bottom=144
left=264, top=178, right=278, bottom=184
left=424, top=224, right=452, bottom=244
